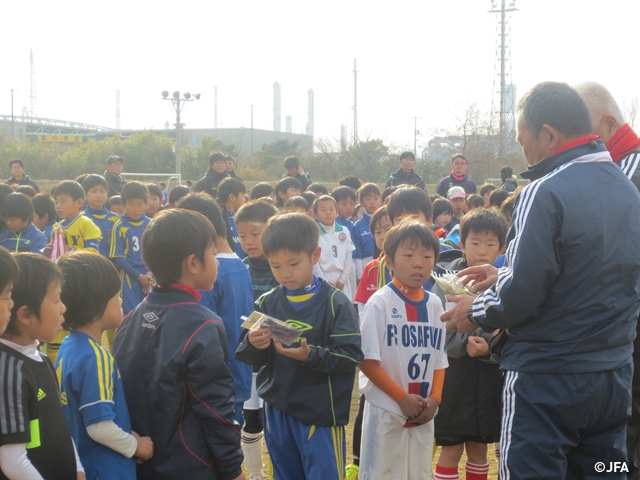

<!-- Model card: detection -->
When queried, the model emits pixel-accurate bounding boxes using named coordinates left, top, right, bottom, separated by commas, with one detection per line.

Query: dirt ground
left=244, top=378, right=500, bottom=479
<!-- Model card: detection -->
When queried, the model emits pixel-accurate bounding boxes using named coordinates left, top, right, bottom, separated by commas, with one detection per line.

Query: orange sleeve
left=359, top=359, right=407, bottom=403
left=429, top=368, right=446, bottom=404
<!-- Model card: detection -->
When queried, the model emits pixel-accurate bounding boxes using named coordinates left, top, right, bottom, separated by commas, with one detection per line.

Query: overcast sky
left=2, top=0, right=639, bottom=152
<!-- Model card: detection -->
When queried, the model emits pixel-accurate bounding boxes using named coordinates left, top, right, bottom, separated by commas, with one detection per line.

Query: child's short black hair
left=1, top=193, right=34, bottom=221
left=225, top=155, right=235, bottom=164
left=370, top=205, right=389, bottom=235
left=313, top=195, right=336, bottom=213
left=0, top=248, right=19, bottom=294
left=179, top=193, right=228, bottom=238
left=466, top=194, right=484, bottom=210
left=331, top=186, right=357, bottom=203
left=121, top=181, right=148, bottom=204
left=460, top=207, right=508, bottom=249
left=352, top=204, right=363, bottom=221
left=429, top=194, right=443, bottom=203
left=208, top=151, right=227, bottom=166
left=384, top=221, right=440, bottom=265
left=236, top=199, right=279, bottom=226
left=142, top=209, right=217, bottom=286
left=262, top=213, right=319, bottom=257
left=58, top=252, right=121, bottom=330
left=432, top=198, right=453, bottom=218
left=338, top=175, right=361, bottom=191
left=15, top=185, right=36, bottom=198
left=358, top=183, right=382, bottom=203
left=82, top=174, right=109, bottom=193
left=387, top=186, right=433, bottom=224
left=250, top=182, right=275, bottom=200
left=9, top=159, right=24, bottom=170
left=275, top=177, right=303, bottom=207
left=169, top=185, right=191, bottom=206
left=53, top=180, right=85, bottom=201
left=382, top=186, right=399, bottom=203
left=146, top=183, right=162, bottom=199
left=217, top=177, right=246, bottom=204
left=480, top=183, right=498, bottom=197
left=7, top=253, right=63, bottom=336
left=489, top=189, right=510, bottom=208
left=284, top=196, right=308, bottom=211
left=307, top=183, right=329, bottom=196
left=109, top=195, right=122, bottom=206
left=301, top=191, right=316, bottom=207
left=0, top=184, right=14, bottom=204
left=283, top=156, right=300, bottom=169
left=159, top=182, right=166, bottom=188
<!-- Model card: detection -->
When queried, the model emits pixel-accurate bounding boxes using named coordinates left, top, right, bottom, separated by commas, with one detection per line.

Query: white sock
left=242, top=430, right=264, bottom=476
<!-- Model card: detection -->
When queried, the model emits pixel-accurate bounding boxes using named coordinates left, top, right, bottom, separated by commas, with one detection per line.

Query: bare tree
left=622, top=96, right=640, bottom=131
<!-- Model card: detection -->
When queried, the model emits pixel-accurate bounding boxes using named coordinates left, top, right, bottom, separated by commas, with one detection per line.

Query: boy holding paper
left=236, top=213, right=363, bottom=480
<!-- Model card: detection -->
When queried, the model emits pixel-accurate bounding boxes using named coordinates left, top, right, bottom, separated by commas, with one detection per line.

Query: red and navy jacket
left=113, top=285, right=242, bottom=480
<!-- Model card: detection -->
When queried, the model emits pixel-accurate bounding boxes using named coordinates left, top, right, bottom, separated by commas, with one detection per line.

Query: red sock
left=434, top=464, right=459, bottom=480
left=465, top=461, right=489, bottom=480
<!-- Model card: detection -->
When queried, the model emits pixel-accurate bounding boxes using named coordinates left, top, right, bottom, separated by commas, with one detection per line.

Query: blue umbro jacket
left=0, top=221, right=47, bottom=253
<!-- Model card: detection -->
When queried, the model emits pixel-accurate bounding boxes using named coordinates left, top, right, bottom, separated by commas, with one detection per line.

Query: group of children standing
left=0, top=152, right=517, bottom=480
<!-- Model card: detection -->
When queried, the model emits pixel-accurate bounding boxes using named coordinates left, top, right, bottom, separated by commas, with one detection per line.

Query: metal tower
left=489, top=0, right=517, bottom=151
left=273, top=82, right=282, bottom=132
left=116, top=89, right=121, bottom=129
left=29, top=49, right=37, bottom=118
left=353, top=59, right=358, bottom=147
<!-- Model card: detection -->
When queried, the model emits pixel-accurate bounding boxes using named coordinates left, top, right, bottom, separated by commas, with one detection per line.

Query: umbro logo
left=142, top=312, right=160, bottom=329
left=37, top=388, right=46, bottom=401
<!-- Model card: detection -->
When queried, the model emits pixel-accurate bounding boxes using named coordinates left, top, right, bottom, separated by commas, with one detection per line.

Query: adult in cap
left=443, top=81, right=640, bottom=479
left=103, top=155, right=126, bottom=197
left=6, top=159, right=39, bottom=193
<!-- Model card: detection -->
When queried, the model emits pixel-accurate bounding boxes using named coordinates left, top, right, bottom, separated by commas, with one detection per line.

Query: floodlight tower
left=489, top=0, right=517, bottom=152
left=161, top=90, right=201, bottom=176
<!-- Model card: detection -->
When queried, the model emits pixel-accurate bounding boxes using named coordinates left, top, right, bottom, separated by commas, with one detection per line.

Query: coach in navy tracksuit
left=443, top=82, right=640, bottom=479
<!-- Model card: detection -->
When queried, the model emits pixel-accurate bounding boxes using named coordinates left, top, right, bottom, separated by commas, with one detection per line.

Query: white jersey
left=314, top=222, right=356, bottom=300
left=360, top=283, right=449, bottom=418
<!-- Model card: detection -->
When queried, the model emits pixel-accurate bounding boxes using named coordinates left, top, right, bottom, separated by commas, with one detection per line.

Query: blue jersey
left=83, top=206, right=120, bottom=257
left=199, top=254, right=253, bottom=402
left=110, top=215, right=149, bottom=273
left=227, top=212, right=247, bottom=259
left=353, top=212, right=373, bottom=259
left=55, top=331, right=135, bottom=480
left=0, top=221, right=47, bottom=253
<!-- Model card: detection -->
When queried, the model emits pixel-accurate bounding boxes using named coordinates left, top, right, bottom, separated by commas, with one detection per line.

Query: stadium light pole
left=161, top=90, right=200, bottom=176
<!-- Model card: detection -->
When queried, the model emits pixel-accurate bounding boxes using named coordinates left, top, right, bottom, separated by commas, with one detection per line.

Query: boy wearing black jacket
left=113, top=209, right=244, bottom=480
left=236, top=213, right=362, bottom=480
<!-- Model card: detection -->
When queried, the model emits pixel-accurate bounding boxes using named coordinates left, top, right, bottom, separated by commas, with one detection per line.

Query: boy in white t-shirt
left=313, top=195, right=356, bottom=300
left=359, top=220, right=448, bottom=480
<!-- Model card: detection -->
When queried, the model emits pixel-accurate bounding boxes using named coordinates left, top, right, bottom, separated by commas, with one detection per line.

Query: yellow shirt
left=51, top=215, right=102, bottom=254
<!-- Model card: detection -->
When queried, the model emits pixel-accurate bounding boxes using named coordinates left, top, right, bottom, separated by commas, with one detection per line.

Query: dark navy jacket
left=385, top=168, right=426, bottom=190
left=470, top=139, right=640, bottom=374
left=113, top=286, right=243, bottom=480
left=236, top=279, right=363, bottom=426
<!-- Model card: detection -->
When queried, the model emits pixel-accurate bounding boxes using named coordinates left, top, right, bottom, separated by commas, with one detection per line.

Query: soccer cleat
left=345, top=464, right=359, bottom=480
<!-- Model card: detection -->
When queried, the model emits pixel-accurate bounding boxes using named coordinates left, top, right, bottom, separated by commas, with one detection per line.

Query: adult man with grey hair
left=443, top=82, right=640, bottom=479
left=576, top=81, right=640, bottom=479
left=574, top=81, right=640, bottom=191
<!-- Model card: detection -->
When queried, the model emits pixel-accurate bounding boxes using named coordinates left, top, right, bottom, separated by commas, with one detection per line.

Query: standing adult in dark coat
left=194, top=151, right=229, bottom=198
left=385, top=151, right=426, bottom=190
left=103, top=155, right=126, bottom=197
left=6, top=159, right=40, bottom=193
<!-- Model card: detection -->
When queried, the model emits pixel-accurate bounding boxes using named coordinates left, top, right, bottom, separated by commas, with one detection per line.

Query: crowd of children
left=0, top=151, right=523, bottom=480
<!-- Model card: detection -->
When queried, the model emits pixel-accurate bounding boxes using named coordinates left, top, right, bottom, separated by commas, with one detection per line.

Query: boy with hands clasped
left=358, top=221, right=448, bottom=480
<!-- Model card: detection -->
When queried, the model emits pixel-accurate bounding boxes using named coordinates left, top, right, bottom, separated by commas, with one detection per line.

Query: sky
left=2, top=0, right=640, bottom=153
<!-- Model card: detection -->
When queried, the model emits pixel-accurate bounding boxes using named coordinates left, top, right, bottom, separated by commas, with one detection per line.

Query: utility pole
left=353, top=58, right=358, bottom=147
left=413, top=116, right=421, bottom=158
left=29, top=49, right=37, bottom=118
left=251, top=104, right=254, bottom=155
left=11, top=89, right=14, bottom=137
left=214, top=86, right=218, bottom=128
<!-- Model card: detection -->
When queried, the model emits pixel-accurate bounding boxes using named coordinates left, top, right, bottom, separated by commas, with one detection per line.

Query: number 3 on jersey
left=131, top=236, right=140, bottom=252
